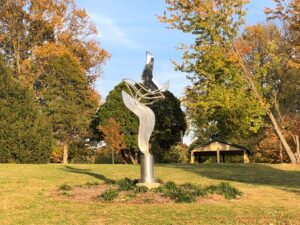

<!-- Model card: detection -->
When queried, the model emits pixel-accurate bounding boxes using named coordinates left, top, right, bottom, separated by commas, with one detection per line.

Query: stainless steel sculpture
left=122, top=52, right=169, bottom=187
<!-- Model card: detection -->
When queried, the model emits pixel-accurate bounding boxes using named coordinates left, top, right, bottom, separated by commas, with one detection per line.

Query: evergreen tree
left=35, top=54, right=98, bottom=163
left=150, top=91, right=187, bottom=149
left=0, top=57, right=53, bottom=163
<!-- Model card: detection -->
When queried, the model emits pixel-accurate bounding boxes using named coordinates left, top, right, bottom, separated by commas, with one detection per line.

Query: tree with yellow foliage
left=0, top=0, right=109, bottom=85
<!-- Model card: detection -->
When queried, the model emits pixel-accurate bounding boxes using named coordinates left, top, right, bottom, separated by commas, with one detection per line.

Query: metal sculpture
left=122, top=52, right=169, bottom=186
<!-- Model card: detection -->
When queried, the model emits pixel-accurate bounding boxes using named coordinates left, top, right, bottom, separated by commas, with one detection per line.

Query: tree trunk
left=111, top=149, right=115, bottom=164
left=120, top=150, right=129, bottom=164
left=296, top=135, right=300, bottom=164
left=280, top=142, right=283, bottom=164
left=63, top=141, right=69, bottom=164
left=128, top=150, right=137, bottom=164
left=229, top=43, right=297, bottom=164
left=267, top=111, right=297, bottom=164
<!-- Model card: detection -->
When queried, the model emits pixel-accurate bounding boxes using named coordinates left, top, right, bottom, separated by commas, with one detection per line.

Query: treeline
left=0, top=0, right=109, bottom=163
left=160, top=0, right=300, bottom=163
left=0, top=0, right=187, bottom=164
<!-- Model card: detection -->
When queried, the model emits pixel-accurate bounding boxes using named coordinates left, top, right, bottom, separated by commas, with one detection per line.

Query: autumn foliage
left=98, top=118, right=127, bottom=164
left=0, top=0, right=109, bottom=85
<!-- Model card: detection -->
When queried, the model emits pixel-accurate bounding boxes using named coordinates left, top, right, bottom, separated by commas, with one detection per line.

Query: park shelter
left=190, top=140, right=250, bottom=163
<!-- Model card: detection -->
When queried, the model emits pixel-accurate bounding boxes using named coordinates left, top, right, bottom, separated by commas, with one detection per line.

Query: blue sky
left=76, top=0, right=275, bottom=100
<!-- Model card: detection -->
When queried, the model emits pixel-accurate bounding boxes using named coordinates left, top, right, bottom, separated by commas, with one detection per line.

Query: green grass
left=0, top=163, right=300, bottom=224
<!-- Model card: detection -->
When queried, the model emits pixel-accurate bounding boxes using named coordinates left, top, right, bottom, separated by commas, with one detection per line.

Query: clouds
left=90, top=13, right=141, bottom=49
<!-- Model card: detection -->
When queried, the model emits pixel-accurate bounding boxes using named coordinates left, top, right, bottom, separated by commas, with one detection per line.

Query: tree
left=98, top=118, right=126, bottom=164
left=239, top=23, right=300, bottom=160
left=0, top=0, right=109, bottom=85
left=35, top=54, right=98, bottom=164
left=95, top=82, right=187, bottom=163
left=0, top=57, right=53, bottom=163
left=95, top=82, right=139, bottom=164
left=265, top=0, right=300, bottom=162
left=150, top=91, right=187, bottom=149
left=265, top=0, right=300, bottom=69
left=160, top=0, right=298, bottom=163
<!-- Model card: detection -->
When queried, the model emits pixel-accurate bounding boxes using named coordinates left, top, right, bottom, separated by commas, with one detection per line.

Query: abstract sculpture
left=122, top=52, right=169, bottom=187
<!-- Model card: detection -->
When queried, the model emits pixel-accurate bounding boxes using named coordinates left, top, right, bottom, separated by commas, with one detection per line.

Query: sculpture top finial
left=141, top=51, right=157, bottom=91
left=145, top=51, right=154, bottom=64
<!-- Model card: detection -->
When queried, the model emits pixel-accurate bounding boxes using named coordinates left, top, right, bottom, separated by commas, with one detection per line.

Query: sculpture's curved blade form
left=122, top=91, right=155, bottom=155
left=152, top=78, right=170, bottom=92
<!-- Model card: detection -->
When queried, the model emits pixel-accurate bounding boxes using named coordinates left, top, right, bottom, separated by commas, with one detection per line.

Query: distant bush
left=68, top=140, right=95, bottom=163
left=50, top=144, right=63, bottom=163
left=0, top=57, right=53, bottom=163
left=163, top=144, right=188, bottom=163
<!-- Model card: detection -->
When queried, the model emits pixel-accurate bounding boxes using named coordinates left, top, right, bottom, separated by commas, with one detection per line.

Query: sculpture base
left=138, top=154, right=160, bottom=189
left=136, top=182, right=160, bottom=189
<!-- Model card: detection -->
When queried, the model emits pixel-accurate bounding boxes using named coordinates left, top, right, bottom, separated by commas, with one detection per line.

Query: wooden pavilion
left=190, top=140, right=250, bottom=164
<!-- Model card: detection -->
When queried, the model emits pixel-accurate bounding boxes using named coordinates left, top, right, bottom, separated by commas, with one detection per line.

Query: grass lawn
left=0, top=163, right=300, bottom=225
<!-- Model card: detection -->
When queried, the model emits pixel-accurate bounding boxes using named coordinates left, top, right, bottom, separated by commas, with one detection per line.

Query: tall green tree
left=35, top=54, right=98, bottom=164
left=0, top=57, right=53, bottom=163
left=160, top=0, right=297, bottom=163
left=150, top=91, right=187, bottom=148
left=95, top=82, right=187, bottom=164
left=160, top=0, right=264, bottom=145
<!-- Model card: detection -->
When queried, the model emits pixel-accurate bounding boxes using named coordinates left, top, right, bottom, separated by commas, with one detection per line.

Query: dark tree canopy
left=35, top=54, right=98, bottom=163
left=36, top=54, right=98, bottom=142
left=150, top=91, right=187, bottom=149
left=95, top=82, right=187, bottom=163
left=0, top=57, right=53, bottom=163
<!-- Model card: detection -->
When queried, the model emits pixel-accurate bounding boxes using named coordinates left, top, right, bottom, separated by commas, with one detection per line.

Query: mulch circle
left=51, top=183, right=228, bottom=204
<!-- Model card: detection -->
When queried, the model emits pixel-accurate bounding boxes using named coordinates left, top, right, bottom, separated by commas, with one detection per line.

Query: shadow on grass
left=63, top=166, right=114, bottom=183
left=157, top=163, right=300, bottom=190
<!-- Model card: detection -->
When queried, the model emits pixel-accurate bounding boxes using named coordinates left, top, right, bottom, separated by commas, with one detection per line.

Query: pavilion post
left=191, top=151, right=195, bottom=163
left=216, top=150, right=220, bottom=163
left=243, top=150, right=249, bottom=163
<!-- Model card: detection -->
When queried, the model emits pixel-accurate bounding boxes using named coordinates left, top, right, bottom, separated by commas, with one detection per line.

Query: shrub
left=116, top=178, right=137, bottom=191
left=135, top=186, right=148, bottom=193
left=163, top=144, right=188, bottom=163
left=180, top=183, right=206, bottom=197
left=86, top=182, right=99, bottom=187
left=50, top=144, right=63, bottom=163
left=0, top=57, right=53, bottom=163
left=159, top=181, right=196, bottom=203
left=68, top=140, right=95, bottom=164
left=156, top=181, right=241, bottom=202
left=206, top=182, right=241, bottom=199
left=59, top=184, right=72, bottom=191
left=100, top=189, right=119, bottom=201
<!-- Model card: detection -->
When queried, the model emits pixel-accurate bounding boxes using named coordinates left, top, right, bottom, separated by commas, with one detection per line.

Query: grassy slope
left=0, top=163, right=300, bottom=225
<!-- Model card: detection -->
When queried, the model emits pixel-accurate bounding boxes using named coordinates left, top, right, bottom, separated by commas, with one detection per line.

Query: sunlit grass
left=0, top=163, right=300, bottom=224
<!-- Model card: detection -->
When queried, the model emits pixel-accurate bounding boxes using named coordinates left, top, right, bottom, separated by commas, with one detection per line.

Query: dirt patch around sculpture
left=51, top=179, right=240, bottom=204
